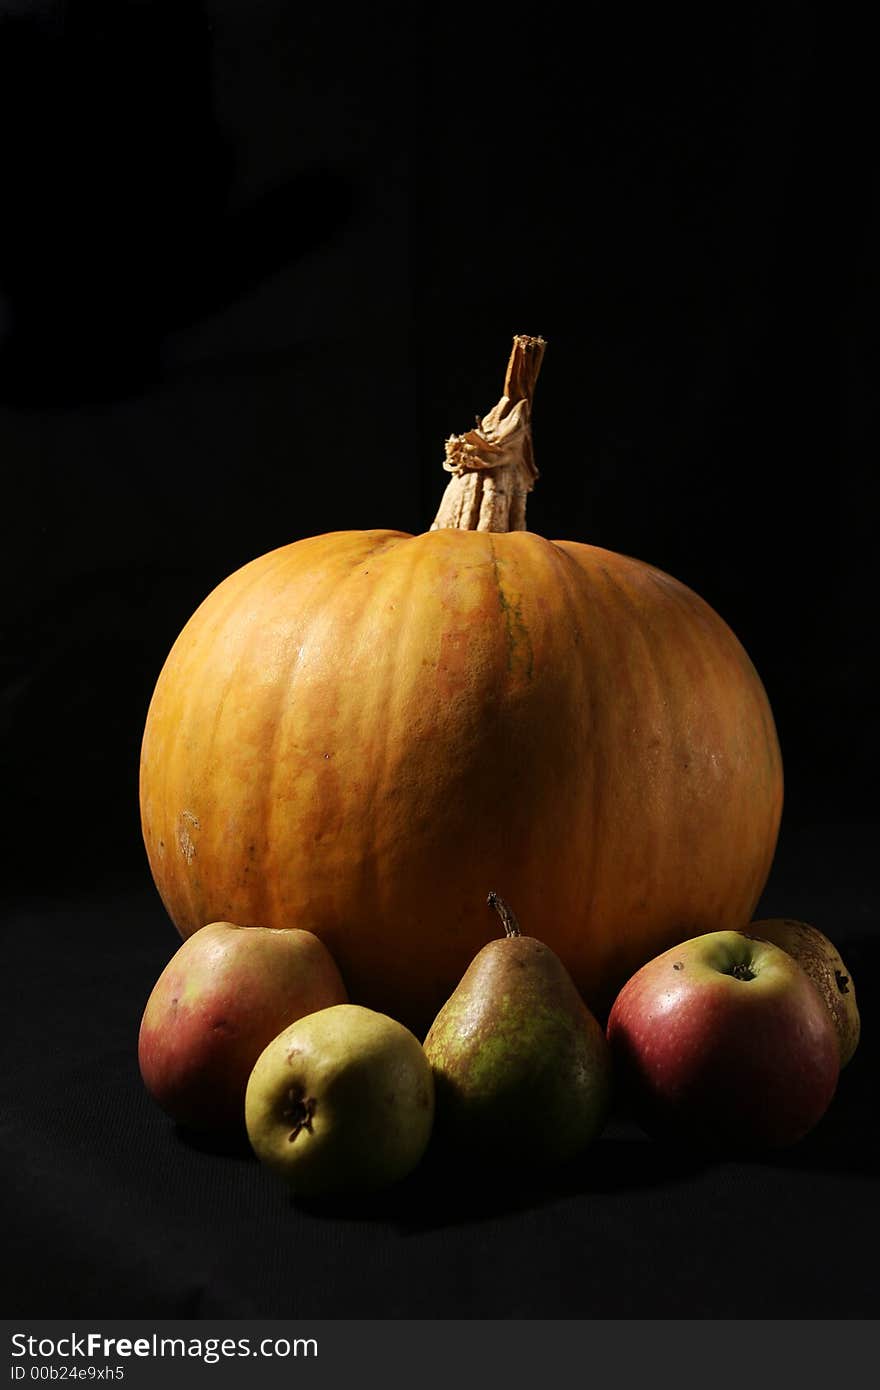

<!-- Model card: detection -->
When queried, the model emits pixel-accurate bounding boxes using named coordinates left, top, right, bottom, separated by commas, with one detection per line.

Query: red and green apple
left=138, top=921, right=348, bottom=1132
left=606, top=930, right=840, bottom=1150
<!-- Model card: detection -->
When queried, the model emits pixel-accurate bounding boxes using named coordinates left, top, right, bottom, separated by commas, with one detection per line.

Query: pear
left=746, top=918, right=860, bottom=1066
left=245, top=1004, right=434, bottom=1195
left=424, top=893, right=612, bottom=1170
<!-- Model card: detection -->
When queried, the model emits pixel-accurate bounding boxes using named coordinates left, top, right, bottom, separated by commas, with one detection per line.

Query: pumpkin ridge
left=596, top=556, right=705, bottom=945
left=200, top=542, right=341, bottom=926
left=539, top=540, right=607, bottom=950
left=142, top=546, right=293, bottom=931
left=204, top=550, right=311, bottom=927
left=486, top=534, right=535, bottom=682
left=347, top=532, right=425, bottom=921
left=258, top=530, right=412, bottom=931
left=567, top=548, right=675, bottom=975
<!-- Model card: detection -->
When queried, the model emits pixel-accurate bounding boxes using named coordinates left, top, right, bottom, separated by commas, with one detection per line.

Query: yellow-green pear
left=245, top=1004, right=434, bottom=1195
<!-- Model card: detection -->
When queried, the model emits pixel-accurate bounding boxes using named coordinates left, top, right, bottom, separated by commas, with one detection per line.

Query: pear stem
left=487, top=891, right=522, bottom=938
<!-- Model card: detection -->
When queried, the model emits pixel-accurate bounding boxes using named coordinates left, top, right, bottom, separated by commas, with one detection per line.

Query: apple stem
left=487, top=891, right=522, bottom=939
left=730, top=962, right=756, bottom=982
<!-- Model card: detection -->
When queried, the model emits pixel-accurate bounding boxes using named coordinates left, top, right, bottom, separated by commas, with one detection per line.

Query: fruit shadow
left=289, top=1037, right=880, bottom=1228
left=174, top=1123, right=255, bottom=1161
left=290, top=1116, right=711, bottom=1231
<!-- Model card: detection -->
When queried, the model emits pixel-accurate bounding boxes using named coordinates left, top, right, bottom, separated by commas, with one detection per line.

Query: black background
left=1, top=1, right=878, bottom=1319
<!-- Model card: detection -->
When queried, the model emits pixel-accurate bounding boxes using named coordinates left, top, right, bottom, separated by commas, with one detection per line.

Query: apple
left=138, top=922, right=348, bottom=1132
left=606, top=930, right=840, bottom=1150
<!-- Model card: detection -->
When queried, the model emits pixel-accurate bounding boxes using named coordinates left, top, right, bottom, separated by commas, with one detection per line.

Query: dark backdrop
left=1, top=1, right=877, bottom=1320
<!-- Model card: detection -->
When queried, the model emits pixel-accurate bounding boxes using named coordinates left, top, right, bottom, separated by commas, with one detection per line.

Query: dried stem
left=487, top=891, right=522, bottom=939
left=430, top=334, right=546, bottom=533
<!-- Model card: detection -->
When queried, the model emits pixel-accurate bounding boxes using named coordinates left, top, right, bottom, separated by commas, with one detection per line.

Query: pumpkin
left=140, top=336, right=783, bottom=1032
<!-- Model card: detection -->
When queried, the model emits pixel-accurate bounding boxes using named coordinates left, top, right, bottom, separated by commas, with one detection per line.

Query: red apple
left=138, top=922, right=348, bottom=1132
left=606, top=930, right=840, bottom=1150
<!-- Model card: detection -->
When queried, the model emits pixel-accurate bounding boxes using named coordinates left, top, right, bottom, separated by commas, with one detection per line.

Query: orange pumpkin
left=140, top=337, right=783, bottom=1032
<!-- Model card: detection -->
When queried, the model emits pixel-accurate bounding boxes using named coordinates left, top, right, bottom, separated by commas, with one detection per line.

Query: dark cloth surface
left=1, top=821, right=876, bottom=1319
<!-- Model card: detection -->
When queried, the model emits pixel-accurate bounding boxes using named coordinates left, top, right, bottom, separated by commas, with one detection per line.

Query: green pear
left=424, top=893, right=612, bottom=1169
left=245, top=1004, right=434, bottom=1195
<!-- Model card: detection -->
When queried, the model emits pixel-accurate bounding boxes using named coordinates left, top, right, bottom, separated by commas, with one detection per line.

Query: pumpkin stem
left=487, top=891, right=522, bottom=939
left=430, top=334, right=545, bottom=533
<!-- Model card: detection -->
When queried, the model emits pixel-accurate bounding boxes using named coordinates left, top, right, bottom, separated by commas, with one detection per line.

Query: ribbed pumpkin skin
left=140, top=528, right=783, bottom=1032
